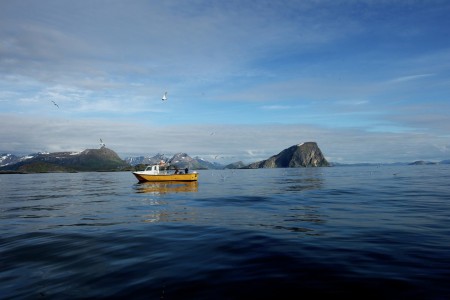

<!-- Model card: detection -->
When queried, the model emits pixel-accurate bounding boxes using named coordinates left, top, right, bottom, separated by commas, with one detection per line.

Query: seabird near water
left=51, top=100, right=59, bottom=108
left=162, top=92, right=167, bottom=101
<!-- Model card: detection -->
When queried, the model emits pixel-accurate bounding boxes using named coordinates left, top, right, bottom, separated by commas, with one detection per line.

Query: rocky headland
left=244, top=142, right=329, bottom=168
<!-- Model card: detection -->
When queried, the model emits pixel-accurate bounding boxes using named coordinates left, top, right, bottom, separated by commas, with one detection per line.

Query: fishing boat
left=132, top=164, right=198, bottom=182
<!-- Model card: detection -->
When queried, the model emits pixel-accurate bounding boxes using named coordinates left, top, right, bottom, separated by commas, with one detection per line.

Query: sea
left=1, top=165, right=449, bottom=300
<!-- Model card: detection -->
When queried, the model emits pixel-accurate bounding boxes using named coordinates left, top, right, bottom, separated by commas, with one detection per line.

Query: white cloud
left=1, top=1, right=450, bottom=165
left=1, top=114, right=449, bottom=164
left=260, top=105, right=292, bottom=110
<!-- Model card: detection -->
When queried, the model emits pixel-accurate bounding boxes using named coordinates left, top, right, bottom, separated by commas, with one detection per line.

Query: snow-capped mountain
left=0, top=148, right=129, bottom=172
left=168, top=153, right=194, bottom=165
left=0, top=153, right=33, bottom=167
left=124, top=153, right=170, bottom=166
left=125, top=152, right=224, bottom=169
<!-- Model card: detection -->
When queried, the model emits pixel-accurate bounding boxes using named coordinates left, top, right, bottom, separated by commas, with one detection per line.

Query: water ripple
left=1, top=166, right=450, bottom=299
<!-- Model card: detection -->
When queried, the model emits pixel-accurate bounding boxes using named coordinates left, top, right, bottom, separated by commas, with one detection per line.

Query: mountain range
left=2, top=142, right=449, bottom=173
left=124, top=153, right=223, bottom=170
left=0, top=148, right=225, bottom=173
left=1, top=142, right=329, bottom=173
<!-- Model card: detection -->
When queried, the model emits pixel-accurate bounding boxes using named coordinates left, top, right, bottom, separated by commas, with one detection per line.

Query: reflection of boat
left=132, top=164, right=198, bottom=182
left=136, top=181, right=199, bottom=194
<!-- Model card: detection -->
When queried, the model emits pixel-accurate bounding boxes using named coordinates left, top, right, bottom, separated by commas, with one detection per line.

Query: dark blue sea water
left=1, top=165, right=450, bottom=299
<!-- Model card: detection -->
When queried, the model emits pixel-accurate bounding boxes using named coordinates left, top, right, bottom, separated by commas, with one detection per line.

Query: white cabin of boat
left=142, top=164, right=164, bottom=175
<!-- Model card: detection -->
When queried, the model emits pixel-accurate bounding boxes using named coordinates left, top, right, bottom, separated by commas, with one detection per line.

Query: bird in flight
left=162, top=92, right=167, bottom=101
left=51, top=100, right=59, bottom=108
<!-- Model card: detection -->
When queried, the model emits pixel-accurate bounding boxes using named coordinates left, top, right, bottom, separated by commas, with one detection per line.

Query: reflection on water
left=133, top=181, right=198, bottom=223
left=134, top=181, right=199, bottom=194
left=269, top=169, right=325, bottom=193
left=284, top=177, right=323, bottom=192
left=135, top=181, right=199, bottom=223
left=142, top=208, right=199, bottom=223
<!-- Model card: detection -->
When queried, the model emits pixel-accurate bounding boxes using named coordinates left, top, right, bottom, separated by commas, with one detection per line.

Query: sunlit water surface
left=1, top=165, right=449, bottom=299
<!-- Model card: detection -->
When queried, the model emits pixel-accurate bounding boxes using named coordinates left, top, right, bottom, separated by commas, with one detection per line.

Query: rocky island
left=244, top=142, right=329, bottom=168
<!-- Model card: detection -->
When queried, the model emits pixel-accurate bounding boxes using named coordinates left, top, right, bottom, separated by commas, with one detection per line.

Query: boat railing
left=142, top=164, right=194, bottom=175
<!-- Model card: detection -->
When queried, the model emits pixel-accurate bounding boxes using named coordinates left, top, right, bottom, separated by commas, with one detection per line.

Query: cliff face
left=246, top=142, right=329, bottom=168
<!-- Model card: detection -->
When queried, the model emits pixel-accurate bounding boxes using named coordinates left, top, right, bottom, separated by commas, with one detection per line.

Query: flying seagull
left=162, top=91, right=167, bottom=101
left=51, top=100, right=59, bottom=108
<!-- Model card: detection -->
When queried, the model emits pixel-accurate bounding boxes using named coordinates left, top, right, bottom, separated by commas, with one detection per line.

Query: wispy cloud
left=389, top=73, right=436, bottom=83
left=260, top=105, right=292, bottom=110
left=1, top=114, right=449, bottom=164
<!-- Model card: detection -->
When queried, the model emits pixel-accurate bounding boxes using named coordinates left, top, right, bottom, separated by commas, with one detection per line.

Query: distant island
left=409, top=160, right=438, bottom=165
left=0, top=148, right=129, bottom=173
left=2, top=142, right=449, bottom=174
left=244, top=142, right=329, bottom=168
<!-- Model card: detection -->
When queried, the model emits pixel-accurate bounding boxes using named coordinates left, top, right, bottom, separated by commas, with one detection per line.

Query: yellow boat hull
left=136, top=181, right=199, bottom=194
left=132, top=172, right=198, bottom=182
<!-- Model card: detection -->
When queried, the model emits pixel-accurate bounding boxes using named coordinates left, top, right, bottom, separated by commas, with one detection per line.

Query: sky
left=1, top=0, right=450, bottom=164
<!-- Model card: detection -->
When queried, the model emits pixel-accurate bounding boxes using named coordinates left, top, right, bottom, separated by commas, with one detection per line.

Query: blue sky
left=1, top=0, right=450, bottom=164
